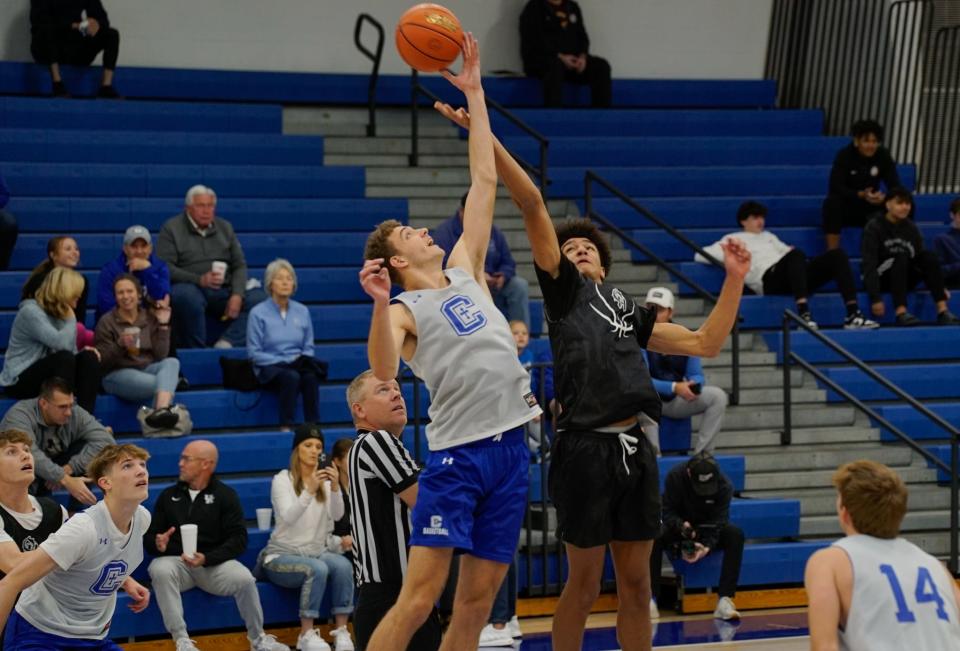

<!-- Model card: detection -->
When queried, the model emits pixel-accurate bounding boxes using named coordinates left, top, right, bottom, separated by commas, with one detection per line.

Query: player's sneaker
left=507, top=615, right=523, bottom=639
left=329, top=626, right=354, bottom=651
left=937, top=310, right=960, bottom=325
left=478, top=623, right=515, bottom=646
left=843, top=311, right=880, bottom=329
left=175, top=639, right=201, bottom=651
left=297, top=629, right=331, bottom=651
left=650, top=597, right=660, bottom=620
left=251, top=633, right=291, bottom=651
left=799, top=311, right=818, bottom=330
left=713, top=596, right=741, bottom=621
left=896, top=312, right=922, bottom=327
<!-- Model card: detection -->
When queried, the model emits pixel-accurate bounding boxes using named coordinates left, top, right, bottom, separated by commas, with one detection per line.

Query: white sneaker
left=650, top=597, right=660, bottom=620
left=713, top=596, right=741, bottom=621
left=251, top=633, right=291, bottom=651
left=176, top=639, right=201, bottom=651
left=329, top=626, right=354, bottom=651
left=213, top=338, right=233, bottom=349
left=297, top=629, right=331, bottom=651
left=844, top=311, right=880, bottom=330
left=478, top=623, right=515, bottom=646
left=507, top=615, right=522, bottom=639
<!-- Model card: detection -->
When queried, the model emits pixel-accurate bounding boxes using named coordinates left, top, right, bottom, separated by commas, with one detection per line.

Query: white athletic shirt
left=15, top=501, right=151, bottom=639
left=695, top=230, right=792, bottom=294
left=834, top=534, right=960, bottom=651
left=394, top=267, right=541, bottom=450
left=0, top=496, right=68, bottom=544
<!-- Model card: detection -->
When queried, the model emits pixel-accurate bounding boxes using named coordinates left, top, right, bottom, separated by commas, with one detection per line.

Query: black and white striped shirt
left=348, top=428, right=420, bottom=586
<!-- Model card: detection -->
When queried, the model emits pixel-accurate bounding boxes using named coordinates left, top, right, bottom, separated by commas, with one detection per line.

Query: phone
left=690, top=383, right=702, bottom=395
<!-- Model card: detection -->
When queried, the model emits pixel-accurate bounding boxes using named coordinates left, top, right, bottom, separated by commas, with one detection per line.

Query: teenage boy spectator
left=861, top=188, right=960, bottom=326
left=144, top=440, right=288, bottom=651
left=432, top=192, right=531, bottom=327
left=0, top=172, right=18, bottom=271
left=933, top=197, right=960, bottom=288
left=157, top=185, right=267, bottom=349
left=0, top=377, right=114, bottom=507
left=822, top=119, right=901, bottom=251
left=29, top=0, right=122, bottom=98
left=509, top=320, right=553, bottom=455
left=696, top=200, right=878, bottom=330
left=96, top=225, right=171, bottom=321
left=519, top=0, right=612, bottom=107
left=650, top=453, right=744, bottom=622
left=640, top=288, right=728, bottom=456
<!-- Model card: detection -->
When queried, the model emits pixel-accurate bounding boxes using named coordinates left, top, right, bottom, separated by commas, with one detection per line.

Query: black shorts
left=354, top=583, right=442, bottom=651
left=548, top=424, right=661, bottom=548
left=821, top=195, right=883, bottom=234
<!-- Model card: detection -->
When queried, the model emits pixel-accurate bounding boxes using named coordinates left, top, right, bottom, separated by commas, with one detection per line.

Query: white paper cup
left=180, top=524, right=198, bottom=558
left=256, top=508, right=272, bottom=531
left=211, top=260, right=227, bottom=282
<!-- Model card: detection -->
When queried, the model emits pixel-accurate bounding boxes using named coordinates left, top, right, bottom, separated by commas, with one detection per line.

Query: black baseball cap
left=687, top=452, right=721, bottom=497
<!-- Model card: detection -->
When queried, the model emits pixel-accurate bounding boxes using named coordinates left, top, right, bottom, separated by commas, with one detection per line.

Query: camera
left=680, top=522, right=697, bottom=556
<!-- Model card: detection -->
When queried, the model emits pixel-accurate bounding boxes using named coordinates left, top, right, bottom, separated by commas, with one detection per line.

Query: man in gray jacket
left=0, top=377, right=114, bottom=506
left=157, top=185, right=267, bottom=349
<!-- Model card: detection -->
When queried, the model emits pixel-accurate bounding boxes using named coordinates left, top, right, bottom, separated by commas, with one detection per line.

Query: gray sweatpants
left=641, top=385, right=728, bottom=455
left=148, top=556, right=265, bottom=641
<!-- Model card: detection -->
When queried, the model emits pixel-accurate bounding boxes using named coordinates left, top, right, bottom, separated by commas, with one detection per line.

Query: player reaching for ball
left=359, top=31, right=541, bottom=651
left=432, top=100, right=751, bottom=651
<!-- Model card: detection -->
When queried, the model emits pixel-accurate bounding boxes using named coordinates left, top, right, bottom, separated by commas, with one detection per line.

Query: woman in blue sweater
left=247, top=259, right=326, bottom=429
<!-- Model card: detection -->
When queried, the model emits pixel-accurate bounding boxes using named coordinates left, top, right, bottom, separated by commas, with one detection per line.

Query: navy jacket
left=934, top=229, right=960, bottom=279
left=30, top=0, right=110, bottom=33
left=96, top=251, right=171, bottom=321
left=431, top=214, right=517, bottom=281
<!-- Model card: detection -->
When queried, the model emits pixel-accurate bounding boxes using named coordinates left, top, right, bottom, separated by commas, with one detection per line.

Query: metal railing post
left=781, top=314, right=792, bottom=445
left=353, top=14, right=385, bottom=138
left=731, top=321, right=741, bottom=407
left=952, top=437, right=958, bottom=573
left=409, top=70, right=419, bottom=167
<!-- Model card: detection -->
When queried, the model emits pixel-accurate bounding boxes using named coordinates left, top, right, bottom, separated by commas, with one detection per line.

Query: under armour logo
left=99, top=538, right=109, bottom=545
left=441, top=457, right=454, bottom=465
left=441, top=295, right=487, bottom=336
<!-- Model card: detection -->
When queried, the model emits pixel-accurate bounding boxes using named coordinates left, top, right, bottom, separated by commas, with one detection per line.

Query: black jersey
left=0, top=496, right=63, bottom=579
left=536, top=256, right=661, bottom=429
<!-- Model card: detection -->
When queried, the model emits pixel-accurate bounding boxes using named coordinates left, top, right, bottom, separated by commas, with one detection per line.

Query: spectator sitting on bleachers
left=0, top=377, right=114, bottom=508
left=822, top=119, right=901, bottom=251
left=94, top=274, right=181, bottom=431
left=639, top=287, right=727, bottom=457
left=432, top=192, right=531, bottom=327
left=260, top=424, right=354, bottom=651
left=21, top=235, right=94, bottom=349
left=695, top=200, right=878, bottom=330
left=0, top=171, right=19, bottom=272
left=650, top=453, right=744, bottom=622
left=29, top=0, right=122, bottom=98
left=247, top=259, right=327, bottom=431
left=519, top=0, right=612, bottom=108
left=861, top=188, right=960, bottom=326
left=933, top=196, right=960, bottom=289
left=510, top=319, right=553, bottom=454
left=329, top=438, right=353, bottom=559
left=158, top=185, right=267, bottom=349
left=96, top=224, right=170, bottom=322
left=145, top=439, right=290, bottom=651
left=2, top=268, right=101, bottom=413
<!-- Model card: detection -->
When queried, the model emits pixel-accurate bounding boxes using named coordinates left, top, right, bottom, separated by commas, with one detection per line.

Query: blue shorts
left=410, top=427, right=528, bottom=564
left=4, top=611, right=123, bottom=650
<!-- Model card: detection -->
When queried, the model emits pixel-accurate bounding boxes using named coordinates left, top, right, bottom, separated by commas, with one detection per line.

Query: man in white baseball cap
left=95, top=225, right=171, bottom=321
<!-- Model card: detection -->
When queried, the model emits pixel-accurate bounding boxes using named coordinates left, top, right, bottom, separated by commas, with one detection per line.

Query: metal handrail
left=353, top=14, right=385, bottom=137
left=781, top=309, right=958, bottom=572
left=408, top=71, right=550, bottom=198
left=583, top=171, right=742, bottom=406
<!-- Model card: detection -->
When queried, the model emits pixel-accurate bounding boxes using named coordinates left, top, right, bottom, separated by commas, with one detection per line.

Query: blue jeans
left=263, top=553, right=354, bottom=619
left=170, top=283, right=267, bottom=348
left=101, top=358, right=180, bottom=402
left=490, top=558, right=517, bottom=624
left=492, top=275, right=530, bottom=327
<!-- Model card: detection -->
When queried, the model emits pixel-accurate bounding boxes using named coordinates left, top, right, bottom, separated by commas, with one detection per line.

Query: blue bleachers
left=673, top=541, right=830, bottom=589
left=815, top=364, right=960, bottom=402
left=762, top=327, right=960, bottom=364
left=924, top=446, right=955, bottom=483
left=871, top=404, right=960, bottom=442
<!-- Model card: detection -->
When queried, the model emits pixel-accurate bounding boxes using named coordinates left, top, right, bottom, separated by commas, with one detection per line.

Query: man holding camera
left=640, top=288, right=728, bottom=456
left=649, top=452, right=744, bottom=621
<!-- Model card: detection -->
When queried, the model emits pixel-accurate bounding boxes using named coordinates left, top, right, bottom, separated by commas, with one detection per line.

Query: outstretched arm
left=444, top=34, right=498, bottom=285
left=0, top=548, right=58, bottom=632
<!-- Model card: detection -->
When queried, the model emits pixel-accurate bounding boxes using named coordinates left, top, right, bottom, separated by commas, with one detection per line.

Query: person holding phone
left=639, top=288, right=728, bottom=456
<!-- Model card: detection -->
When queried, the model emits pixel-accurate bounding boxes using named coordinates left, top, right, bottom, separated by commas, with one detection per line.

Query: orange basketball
left=395, top=3, right=464, bottom=72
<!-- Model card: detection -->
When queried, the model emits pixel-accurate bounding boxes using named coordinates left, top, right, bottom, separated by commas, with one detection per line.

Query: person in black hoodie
left=822, top=119, right=901, bottom=251
left=29, top=0, right=122, bottom=98
left=861, top=187, right=960, bottom=327
left=649, top=453, right=743, bottom=622
left=519, top=0, right=611, bottom=107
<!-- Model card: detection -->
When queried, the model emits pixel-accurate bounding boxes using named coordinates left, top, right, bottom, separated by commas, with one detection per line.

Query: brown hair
left=364, top=220, right=404, bottom=284
left=288, top=448, right=326, bottom=504
left=555, top=218, right=613, bottom=274
left=22, top=236, right=74, bottom=301
left=0, top=430, right=32, bottom=449
left=34, top=267, right=85, bottom=319
left=833, top=460, right=908, bottom=539
left=87, top=444, right=150, bottom=482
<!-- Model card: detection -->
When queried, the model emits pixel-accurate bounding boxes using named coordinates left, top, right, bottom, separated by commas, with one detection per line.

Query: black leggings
left=880, top=251, right=948, bottom=308
left=762, top=248, right=858, bottom=304
left=31, top=24, right=120, bottom=69
left=5, top=350, right=100, bottom=414
left=650, top=522, right=745, bottom=601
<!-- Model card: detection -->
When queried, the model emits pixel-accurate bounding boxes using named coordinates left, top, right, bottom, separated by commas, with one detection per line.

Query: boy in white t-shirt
left=0, top=443, right=152, bottom=650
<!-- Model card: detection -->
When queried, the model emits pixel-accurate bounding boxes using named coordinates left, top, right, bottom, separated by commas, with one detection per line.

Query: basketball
left=395, top=3, right=464, bottom=72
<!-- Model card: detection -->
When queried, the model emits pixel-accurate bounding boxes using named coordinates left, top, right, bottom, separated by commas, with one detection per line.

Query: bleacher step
left=696, top=404, right=856, bottom=431
left=715, top=425, right=878, bottom=449
left=701, top=351, right=776, bottom=367
left=801, top=509, right=953, bottom=537
left=746, top=465, right=937, bottom=491
left=327, top=137, right=467, bottom=156
left=408, top=197, right=579, bottom=219
left=708, top=368, right=805, bottom=390
left=746, top=484, right=951, bottom=516
left=328, top=154, right=469, bottom=167
left=734, top=386, right=825, bottom=405
left=738, top=443, right=915, bottom=472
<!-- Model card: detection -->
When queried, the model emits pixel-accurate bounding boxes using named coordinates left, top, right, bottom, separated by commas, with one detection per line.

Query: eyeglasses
left=179, top=455, right=205, bottom=463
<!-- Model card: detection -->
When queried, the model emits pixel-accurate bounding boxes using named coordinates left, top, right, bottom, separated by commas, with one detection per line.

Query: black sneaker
left=799, top=311, right=818, bottom=330
left=51, top=81, right=70, bottom=98
left=96, top=84, right=121, bottom=99
left=937, top=310, right=960, bottom=325
left=144, top=407, right=179, bottom=430
left=843, top=311, right=880, bottom=330
left=176, top=374, right=190, bottom=392
left=896, top=312, right=922, bottom=327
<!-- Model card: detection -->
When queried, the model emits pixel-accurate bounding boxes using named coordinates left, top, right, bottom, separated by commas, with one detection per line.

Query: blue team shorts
left=410, top=427, right=528, bottom=564
left=4, top=611, right=123, bottom=650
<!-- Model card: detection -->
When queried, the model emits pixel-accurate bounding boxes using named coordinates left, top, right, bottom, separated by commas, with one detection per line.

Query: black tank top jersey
left=535, top=257, right=662, bottom=429
left=0, top=496, right=63, bottom=579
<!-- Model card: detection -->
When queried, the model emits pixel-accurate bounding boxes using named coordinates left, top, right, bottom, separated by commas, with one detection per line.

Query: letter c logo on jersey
left=441, top=295, right=487, bottom=336
left=89, top=560, right=128, bottom=596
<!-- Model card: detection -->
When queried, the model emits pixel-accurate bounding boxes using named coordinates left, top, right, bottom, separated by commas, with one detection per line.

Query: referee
left=346, top=370, right=441, bottom=651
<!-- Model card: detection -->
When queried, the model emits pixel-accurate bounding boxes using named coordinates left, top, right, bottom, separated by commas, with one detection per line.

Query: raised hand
left=434, top=101, right=471, bottom=130
left=155, top=526, right=176, bottom=553
left=440, top=32, right=481, bottom=94
left=360, top=258, right=391, bottom=303
left=719, top=237, right=751, bottom=282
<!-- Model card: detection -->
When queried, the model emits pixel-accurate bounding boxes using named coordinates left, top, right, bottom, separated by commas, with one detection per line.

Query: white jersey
left=394, top=267, right=541, bottom=450
left=15, top=501, right=151, bottom=639
left=834, top=534, right=960, bottom=651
